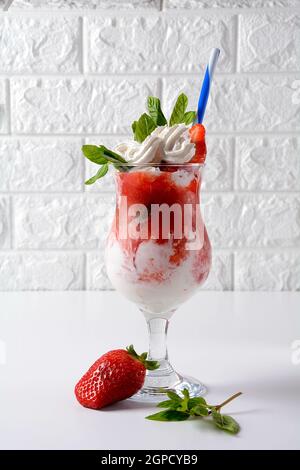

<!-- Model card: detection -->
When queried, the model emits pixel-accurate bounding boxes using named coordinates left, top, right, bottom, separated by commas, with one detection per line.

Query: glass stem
left=147, top=317, right=169, bottom=363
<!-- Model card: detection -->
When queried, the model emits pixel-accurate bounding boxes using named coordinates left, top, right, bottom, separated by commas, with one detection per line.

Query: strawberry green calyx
left=126, top=345, right=159, bottom=371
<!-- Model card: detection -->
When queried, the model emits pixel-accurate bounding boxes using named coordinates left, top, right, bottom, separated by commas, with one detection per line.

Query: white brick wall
left=0, top=0, right=299, bottom=291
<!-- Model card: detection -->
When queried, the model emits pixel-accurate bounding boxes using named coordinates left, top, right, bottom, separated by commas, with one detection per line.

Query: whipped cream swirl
left=115, top=124, right=195, bottom=165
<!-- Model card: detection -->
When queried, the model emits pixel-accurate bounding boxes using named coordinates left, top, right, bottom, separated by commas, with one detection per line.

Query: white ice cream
left=115, top=124, right=195, bottom=165
left=105, top=237, right=211, bottom=315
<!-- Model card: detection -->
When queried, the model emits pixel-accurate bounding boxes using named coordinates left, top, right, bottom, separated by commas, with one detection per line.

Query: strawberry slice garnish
left=189, top=124, right=207, bottom=164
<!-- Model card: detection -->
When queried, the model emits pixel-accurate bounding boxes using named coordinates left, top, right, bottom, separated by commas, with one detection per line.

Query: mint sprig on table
left=83, top=93, right=196, bottom=184
left=146, top=389, right=242, bottom=435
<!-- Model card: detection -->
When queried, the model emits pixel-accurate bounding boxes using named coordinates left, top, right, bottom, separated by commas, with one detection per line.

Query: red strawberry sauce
left=109, top=165, right=211, bottom=286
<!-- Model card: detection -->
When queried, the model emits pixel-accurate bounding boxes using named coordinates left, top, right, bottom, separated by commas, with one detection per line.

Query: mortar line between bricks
left=232, top=137, right=238, bottom=191
left=5, top=79, right=11, bottom=135
left=2, top=72, right=300, bottom=78
left=232, top=252, right=235, bottom=291
left=0, top=247, right=300, bottom=254
left=3, top=190, right=300, bottom=196
left=82, top=253, right=87, bottom=290
left=6, top=7, right=300, bottom=17
left=1, top=131, right=299, bottom=138
left=157, top=77, right=163, bottom=102
left=9, top=196, right=14, bottom=250
left=234, top=14, right=240, bottom=74
left=80, top=137, right=86, bottom=191
left=78, top=16, right=85, bottom=75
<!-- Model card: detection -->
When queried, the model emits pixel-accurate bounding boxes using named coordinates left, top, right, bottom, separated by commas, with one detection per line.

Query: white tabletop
left=0, top=291, right=299, bottom=450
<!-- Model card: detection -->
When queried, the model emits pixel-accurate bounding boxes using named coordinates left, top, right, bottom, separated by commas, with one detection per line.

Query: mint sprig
left=146, top=390, right=242, bottom=434
left=83, top=93, right=197, bottom=185
left=183, top=110, right=197, bottom=125
left=132, top=113, right=156, bottom=143
left=85, top=163, right=109, bottom=185
left=211, top=411, right=240, bottom=434
left=147, top=96, right=167, bottom=126
left=82, top=145, right=130, bottom=184
left=131, top=94, right=196, bottom=142
left=169, top=93, right=196, bottom=127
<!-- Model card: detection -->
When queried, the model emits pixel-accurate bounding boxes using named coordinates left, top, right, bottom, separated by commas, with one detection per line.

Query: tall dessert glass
left=105, top=162, right=211, bottom=401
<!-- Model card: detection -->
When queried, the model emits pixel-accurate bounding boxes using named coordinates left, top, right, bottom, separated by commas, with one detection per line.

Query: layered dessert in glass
left=106, top=124, right=211, bottom=316
left=83, top=93, right=212, bottom=400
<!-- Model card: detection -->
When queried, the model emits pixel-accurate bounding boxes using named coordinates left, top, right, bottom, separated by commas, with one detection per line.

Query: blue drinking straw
left=197, top=48, right=220, bottom=124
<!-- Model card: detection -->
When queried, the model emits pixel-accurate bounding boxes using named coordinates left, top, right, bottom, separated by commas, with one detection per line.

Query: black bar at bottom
left=0, top=449, right=296, bottom=465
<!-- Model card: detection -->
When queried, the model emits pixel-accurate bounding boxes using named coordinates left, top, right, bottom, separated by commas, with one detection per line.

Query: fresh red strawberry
left=189, top=124, right=207, bottom=163
left=75, top=345, right=159, bottom=409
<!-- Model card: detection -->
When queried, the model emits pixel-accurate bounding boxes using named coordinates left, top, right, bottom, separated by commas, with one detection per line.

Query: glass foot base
left=130, top=374, right=207, bottom=403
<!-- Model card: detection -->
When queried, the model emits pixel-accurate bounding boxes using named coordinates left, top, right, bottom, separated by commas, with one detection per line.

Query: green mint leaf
left=178, top=400, right=189, bottom=413
left=188, top=397, right=207, bottom=410
left=157, top=400, right=177, bottom=409
left=82, top=145, right=108, bottom=164
left=147, top=96, right=167, bottom=126
left=212, top=411, right=240, bottom=434
left=132, top=121, right=137, bottom=133
left=146, top=410, right=190, bottom=422
left=176, top=390, right=190, bottom=412
left=85, top=164, right=109, bottom=185
left=82, top=145, right=126, bottom=166
left=183, top=111, right=196, bottom=125
left=132, top=113, right=156, bottom=143
left=190, top=405, right=209, bottom=417
left=99, top=146, right=127, bottom=163
left=166, top=391, right=182, bottom=403
left=99, top=146, right=130, bottom=172
left=169, top=93, right=188, bottom=126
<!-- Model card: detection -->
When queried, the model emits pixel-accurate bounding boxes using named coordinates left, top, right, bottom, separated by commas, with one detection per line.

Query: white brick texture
left=165, top=1, right=299, bottom=8
left=236, top=137, right=300, bottom=191
left=0, top=139, right=83, bottom=191
left=202, top=251, right=233, bottom=291
left=164, top=76, right=300, bottom=132
left=11, top=78, right=159, bottom=134
left=12, top=0, right=160, bottom=9
left=0, top=198, right=10, bottom=249
left=0, top=17, right=81, bottom=73
left=235, top=252, right=300, bottom=291
left=203, top=194, right=300, bottom=248
left=0, top=253, right=84, bottom=290
left=87, top=16, right=235, bottom=73
left=0, top=2, right=299, bottom=291
left=0, top=81, right=8, bottom=134
left=86, top=251, right=113, bottom=290
left=239, top=13, right=300, bottom=72
left=203, top=137, right=233, bottom=191
left=14, top=195, right=115, bottom=249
